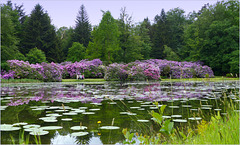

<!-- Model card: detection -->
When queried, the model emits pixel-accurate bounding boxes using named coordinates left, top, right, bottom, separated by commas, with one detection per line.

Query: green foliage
left=26, top=47, right=47, bottom=64
left=122, top=128, right=136, bottom=144
left=182, top=0, right=239, bottom=75
left=21, top=4, right=63, bottom=62
left=151, top=9, right=169, bottom=59
left=86, top=11, right=120, bottom=64
left=72, top=4, right=91, bottom=47
left=1, top=3, right=19, bottom=62
left=56, top=26, right=74, bottom=60
left=163, top=45, right=180, bottom=61
left=67, top=42, right=86, bottom=62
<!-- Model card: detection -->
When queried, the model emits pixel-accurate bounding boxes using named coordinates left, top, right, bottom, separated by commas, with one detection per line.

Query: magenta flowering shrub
left=38, top=62, right=63, bottom=82
left=104, top=63, right=128, bottom=81
left=7, top=60, right=37, bottom=79
left=0, top=70, right=15, bottom=79
left=105, top=59, right=213, bottom=80
left=144, top=59, right=214, bottom=79
left=62, top=59, right=104, bottom=79
left=5, top=60, right=62, bottom=82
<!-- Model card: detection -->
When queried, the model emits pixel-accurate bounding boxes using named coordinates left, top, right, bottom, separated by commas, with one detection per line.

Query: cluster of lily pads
left=1, top=81, right=239, bottom=144
left=1, top=59, right=214, bottom=81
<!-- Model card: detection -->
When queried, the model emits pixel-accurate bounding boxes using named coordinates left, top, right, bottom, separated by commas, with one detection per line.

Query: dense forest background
left=1, top=0, right=239, bottom=75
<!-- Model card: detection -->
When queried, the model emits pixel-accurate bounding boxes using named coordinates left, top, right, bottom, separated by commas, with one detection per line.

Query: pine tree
left=72, top=4, right=91, bottom=47
left=151, top=9, right=170, bottom=59
left=21, top=4, right=63, bottom=62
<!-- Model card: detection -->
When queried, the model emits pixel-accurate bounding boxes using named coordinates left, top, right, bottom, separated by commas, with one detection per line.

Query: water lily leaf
left=100, top=126, right=120, bottom=129
left=70, top=126, right=87, bottom=130
left=188, top=117, right=202, bottom=120
left=137, top=120, right=149, bottom=122
left=173, top=119, right=187, bottom=123
left=23, top=124, right=40, bottom=129
left=71, top=132, right=89, bottom=136
left=61, top=118, right=72, bottom=121
left=30, top=130, right=49, bottom=136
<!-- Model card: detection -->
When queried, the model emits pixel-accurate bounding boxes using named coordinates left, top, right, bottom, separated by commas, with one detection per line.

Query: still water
left=1, top=81, right=239, bottom=144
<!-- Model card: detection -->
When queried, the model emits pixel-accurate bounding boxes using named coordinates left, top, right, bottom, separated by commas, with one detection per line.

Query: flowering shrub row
left=104, top=59, right=214, bottom=80
left=0, top=59, right=214, bottom=82
left=61, top=59, right=104, bottom=79
left=0, top=59, right=104, bottom=82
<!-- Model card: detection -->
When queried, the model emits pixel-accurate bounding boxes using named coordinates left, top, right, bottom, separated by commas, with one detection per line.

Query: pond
left=1, top=81, right=239, bottom=144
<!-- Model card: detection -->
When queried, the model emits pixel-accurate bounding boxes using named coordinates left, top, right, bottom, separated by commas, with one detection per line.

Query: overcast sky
left=3, top=0, right=219, bottom=29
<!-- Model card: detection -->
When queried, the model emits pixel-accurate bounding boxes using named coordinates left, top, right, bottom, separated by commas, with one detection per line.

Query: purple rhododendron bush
left=0, top=59, right=214, bottom=82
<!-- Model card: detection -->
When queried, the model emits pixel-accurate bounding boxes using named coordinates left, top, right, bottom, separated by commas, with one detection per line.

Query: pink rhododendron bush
left=1, top=59, right=214, bottom=82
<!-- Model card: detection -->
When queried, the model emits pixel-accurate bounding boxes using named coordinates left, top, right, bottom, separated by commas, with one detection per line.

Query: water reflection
left=1, top=81, right=239, bottom=144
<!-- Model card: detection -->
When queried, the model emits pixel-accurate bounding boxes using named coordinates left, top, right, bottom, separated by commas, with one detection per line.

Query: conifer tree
left=21, top=4, right=63, bottom=62
left=72, top=4, right=91, bottom=47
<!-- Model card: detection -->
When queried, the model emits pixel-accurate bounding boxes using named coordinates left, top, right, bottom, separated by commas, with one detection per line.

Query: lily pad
left=173, top=119, right=187, bottom=123
left=46, top=106, right=59, bottom=110
left=127, top=112, right=137, bottom=115
left=162, top=116, right=171, bottom=119
left=79, top=107, right=88, bottom=110
left=39, top=117, right=57, bottom=120
left=46, top=113, right=62, bottom=117
left=43, top=120, right=58, bottom=122
left=63, top=112, right=78, bottom=115
left=54, top=110, right=68, bottom=112
left=182, top=105, right=192, bottom=108
left=0, top=124, right=21, bottom=131
left=130, top=107, right=141, bottom=109
left=149, top=107, right=158, bottom=109
left=82, top=112, right=95, bottom=115
left=30, top=130, right=49, bottom=136
left=100, top=126, right=120, bottom=129
left=138, top=108, right=145, bottom=110
left=120, top=112, right=128, bottom=114
left=61, top=118, right=72, bottom=121
left=13, top=122, right=28, bottom=126
left=70, top=126, right=87, bottom=130
left=23, top=124, right=41, bottom=129
left=73, top=109, right=85, bottom=113
left=168, top=106, right=180, bottom=109
left=89, top=108, right=100, bottom=111
left=201, top=107, right=212, bottom=110
left=171, top=115, right=182, bottom=118
left=32, top=108, right=45, bottom=111
left=188, top=117, right=202, bottom=120
left=71, top=132, right=89, bottom=136
left=137, top=120, right=149, bottom=122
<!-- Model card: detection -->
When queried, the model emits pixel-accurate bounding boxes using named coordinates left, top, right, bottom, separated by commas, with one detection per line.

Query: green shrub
left=26, top=47, right=47, bottom=64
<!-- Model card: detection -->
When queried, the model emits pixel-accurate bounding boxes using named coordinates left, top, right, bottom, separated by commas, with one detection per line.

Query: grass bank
left=1, top=79, right=42, bottom=83
left=62, top=78, right=105, bottom=82
left=162, top=76, right=239, bottom=82
left=1, top=77, right=238, bottom=83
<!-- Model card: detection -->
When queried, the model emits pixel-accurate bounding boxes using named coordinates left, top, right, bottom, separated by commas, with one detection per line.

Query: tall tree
left=183, top=0, right=239, bottom=75
left=21, top=4, right=63, bottom=62
left=72, top=4, right=91, bottom=47
left=1, top=3, right=19, bottom=62
left=56, top=26, right=74, bottom=60
left=86, top=11, right=120, bottom=64
left=166, top=8, right=187, bottom=55
left=134, top=20, right=152, bottom=60
left=151, top=9, right=170, bottom=59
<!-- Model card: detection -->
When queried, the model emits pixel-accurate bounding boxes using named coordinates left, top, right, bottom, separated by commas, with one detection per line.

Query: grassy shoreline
left=1, top=77, right=239, bottom=83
